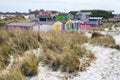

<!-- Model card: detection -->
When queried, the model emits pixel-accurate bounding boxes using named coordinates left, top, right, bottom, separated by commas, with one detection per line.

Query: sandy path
left=73, top=44, right=120, bottom=80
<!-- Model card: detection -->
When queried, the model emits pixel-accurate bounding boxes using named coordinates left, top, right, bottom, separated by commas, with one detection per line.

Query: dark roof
left=69, top=11, right=78, bottom=15
left=7, top=22, right=36, bottom=27
left=38, top=16, right=51, bottom=18
left=87, top=21, right=99, bottom=25
left=29, top=11, right=39, bottom=15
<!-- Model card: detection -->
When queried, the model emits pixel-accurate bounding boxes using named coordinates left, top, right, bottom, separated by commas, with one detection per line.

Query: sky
left=0, top=0, right=120, bottom=13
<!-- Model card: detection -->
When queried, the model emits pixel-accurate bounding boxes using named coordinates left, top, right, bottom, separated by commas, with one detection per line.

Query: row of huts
left=6, top=20, right=101, bottom=31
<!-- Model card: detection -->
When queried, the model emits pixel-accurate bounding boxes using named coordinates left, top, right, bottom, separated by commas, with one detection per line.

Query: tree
left=81, top=10, right=114, bottom=19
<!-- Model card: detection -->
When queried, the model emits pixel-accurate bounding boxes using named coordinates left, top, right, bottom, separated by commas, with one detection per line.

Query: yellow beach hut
left=54, top=21, right=63, bottom=31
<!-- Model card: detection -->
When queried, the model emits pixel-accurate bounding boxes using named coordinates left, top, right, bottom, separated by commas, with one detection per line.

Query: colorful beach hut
left=65, top=20, right=81, bottom=31
left=65, top=20, right=74, bottom=30
left=81, top=21, right=93, bottom=30
left=72, top=20, right=81, bottom=31
left=54, top=21, right=63, bottom=31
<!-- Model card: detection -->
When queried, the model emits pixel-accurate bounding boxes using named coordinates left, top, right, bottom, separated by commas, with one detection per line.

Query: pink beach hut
left=81, top=21, right=93, bottom=30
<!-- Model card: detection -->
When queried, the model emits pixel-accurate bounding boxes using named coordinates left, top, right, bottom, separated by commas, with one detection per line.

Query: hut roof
left=7, top=22, right=36, bottom=27
left=89, top=17, right=103, bottom=20
left=37, top=21, right=54, bottom=25
left=87, top=21, right=98, bottom=25
left=66, top=20, right=73, bottom=24
left=72, top=20, right=81, bottom=23
left=54, top=21, right=63, bottom=25
left=81, top=21, right=100, bottom=25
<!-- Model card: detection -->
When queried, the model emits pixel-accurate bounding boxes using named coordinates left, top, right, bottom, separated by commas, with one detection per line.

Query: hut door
left=55, top=25, right=60, bottom=31
left=66, top=24, right=71, bottom=30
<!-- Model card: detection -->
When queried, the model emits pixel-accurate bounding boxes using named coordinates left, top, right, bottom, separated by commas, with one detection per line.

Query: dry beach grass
left=0, top=30, right=96, bottom=79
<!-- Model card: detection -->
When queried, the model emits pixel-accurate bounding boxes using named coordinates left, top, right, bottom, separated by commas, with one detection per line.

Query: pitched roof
left=69, top=11, right=78, bottom=15
left=38, top=11, right=52, bottom=18
left=7, top=22, right=36, bottom=27
left=66, top=20, right=73, bottom=24
left=54, top=21, right=63, bottom=25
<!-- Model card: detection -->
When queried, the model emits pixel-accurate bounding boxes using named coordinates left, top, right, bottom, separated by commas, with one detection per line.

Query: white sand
left=75, top=44, right=120, bottom=80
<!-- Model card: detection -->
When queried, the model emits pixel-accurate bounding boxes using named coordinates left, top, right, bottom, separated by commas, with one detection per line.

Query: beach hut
left=65, top=20, right=81, bottom=31
left=37, top=22, right=54, bottom=31
left=6, top=22, right=39, bottom=31
left=81, top=21, right=89, bottom=30
left=72, top=20, right=81, bottom=31
left=65, top=20, right=74, bottom=31
left=81, top=21, right=94, bottom=30
left=54, top=21, right=63, bottom=31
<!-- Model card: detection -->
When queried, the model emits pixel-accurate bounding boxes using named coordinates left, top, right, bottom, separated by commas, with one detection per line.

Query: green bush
left=81, top=10, right=114, bottom=19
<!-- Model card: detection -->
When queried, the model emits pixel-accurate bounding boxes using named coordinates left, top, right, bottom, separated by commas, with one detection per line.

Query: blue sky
left=0, top=0, right=120, bottom=13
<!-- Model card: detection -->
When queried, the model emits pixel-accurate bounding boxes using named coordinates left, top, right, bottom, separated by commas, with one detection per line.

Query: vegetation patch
left=0, top=21, right=5, bottom=29
left=20, top=53, right=39, bottom=76
left=91, top=32, right=104, bottom=38
left=40, top=31, right=95, bottom=73
left=0, top=30, right=95, bottom=76
left=110, top=45, right=120, bottom=50
left=91, top=33, right=116, bottom=46
left=0, top=69, right=26, bottom=80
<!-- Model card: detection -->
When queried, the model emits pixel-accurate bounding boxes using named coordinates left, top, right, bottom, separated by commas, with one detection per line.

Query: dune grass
left=40, top=31, right=95, bottom=73
left=0, top=69, right=26, bottom=80
left=0, top=30, right=95, bottom=77
left=91, top=32, right=116, bottom=46
left=9, top=53, right=40, bottom=77
left=20, top=53, right=39, bottom=76
left=0, top=30, right=41, bottom=78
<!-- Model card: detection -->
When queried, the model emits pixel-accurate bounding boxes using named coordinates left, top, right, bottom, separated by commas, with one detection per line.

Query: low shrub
left=0, top=30, right=41, bottom=71
left=0, top=30, right=9, bottom=45
left=40, top=45, right=95, bottom=73
left=91, top=35, right=116, bottom=46
left=91, top=32, right=104, bottom=38
left=62, top=52, right=80, bottom=73
left=0, top=69, right=26, bottom=80
left=0, top=21, right=5, bottom=29
left=110, top=45, right=120, bottom=50
left=20, top=53, right=39, bottom=76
